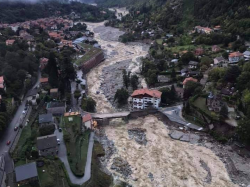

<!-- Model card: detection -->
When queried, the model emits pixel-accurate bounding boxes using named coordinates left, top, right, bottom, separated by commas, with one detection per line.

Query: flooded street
left=85, top=22, right=149, bottom=113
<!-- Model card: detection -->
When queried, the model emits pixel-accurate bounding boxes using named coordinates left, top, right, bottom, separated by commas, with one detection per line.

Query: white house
left=214, top=57, right=226, bottom=65
left=228, top=52, right=244, bottom=63
left=243, top=51, right=250, bottom=60
left=131, top=89, right=162, bottom=110
left=82, top=114, right=92, bottom=130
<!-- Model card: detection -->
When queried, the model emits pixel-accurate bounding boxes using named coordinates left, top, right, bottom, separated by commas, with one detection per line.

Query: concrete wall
left=81, top=52, right=104, bottom=73
left=129, top=109, right=158, bottom=119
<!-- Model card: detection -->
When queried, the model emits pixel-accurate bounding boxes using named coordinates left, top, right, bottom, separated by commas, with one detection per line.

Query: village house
left=37, top=134, right=58, bottom=156
left=26, top=89, right=39, bottom=105
left=82, top=114, right=93, bottom=130
left=182, top=77, right=198, bottom=88
left=228, top=52, right=244, bottom=63
left=40, top=77, right=49, bottom=88
left=212, top=45, right=221, bottom=52
left=38, top=113, right=54, bottom=127
left=40, top=57, right=48, bottom=70
left=195, top=26, right=213, bottom=34
left=214, top=57, right=227, bottom=66
left=206, top=93, right=223, bottom=112
left=188, top=61, right=199, bottom=69
left=0, top=154, right=6, bottom=187
left=0, top=76, right=6, bottom=92
left=50, top=88, right=58, bottom=99
left=46, top=102, right=66, bottom=116
left=131, top=89, right=162, bottom=110
left=15, top=162, right=39, bottom=186
left=157, top=75, right=171, bottom=83
left=214, top=25, right=221, bottom=32
left=195, top=47, right=204, bottom=56
left=220, top=87, right=236, bottom=96
left=181, top=67, right=189, bottom=77
left=5, top=39, right=15, bottom=46
left=243, top=51, right=250, bottom=60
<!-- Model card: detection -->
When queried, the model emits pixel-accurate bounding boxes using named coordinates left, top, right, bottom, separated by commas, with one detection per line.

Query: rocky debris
left=128, top=128, right=147, bottom=145
left=111, top=157, right=132, bottom=178
left=148, top=172, right=154, bottom=182
left=169, top=130, right=200, bottom=144
left=93, top=26, right=125, bottom=41
left=200, top=159, right=212, bottom=184
left=101, top=59, right=131, bottom=104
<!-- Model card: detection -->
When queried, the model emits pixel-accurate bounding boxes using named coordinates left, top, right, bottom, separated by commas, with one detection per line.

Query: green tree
left=114, top=88, right=129, bottom=105
left=130, top=74, right=139, bottom=90
left=184, top=81, right=202, bottom=99
left=39, top=124, right=55, bottom=136
left=74, top=90, right=81, bottom=102
left=237, top=119, right=250, bottom=144
left=220, top=105, right=228, bottom=119
left=122, top=70, right=130, bottom=88
left=81, top=97, right=96, bottom=112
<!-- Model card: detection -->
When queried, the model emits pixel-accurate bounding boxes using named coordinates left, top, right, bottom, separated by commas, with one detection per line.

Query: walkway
left=160, top=105, right=204, bottom=131
left=55, top=125, right=95, bottom=185
left=92, top=111, right=130, bottom=119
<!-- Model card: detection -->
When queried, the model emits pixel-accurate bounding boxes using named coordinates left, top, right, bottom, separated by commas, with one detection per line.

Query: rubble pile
left=111, top=157, right=132, bottom=178
left=128, top=128, right=147, bottom=145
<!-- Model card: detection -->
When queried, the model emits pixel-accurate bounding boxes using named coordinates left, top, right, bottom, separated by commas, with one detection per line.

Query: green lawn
left=156, top=39, right=163, bottom=45
left=165, top=45, right=211, bottom=53
left=74, top=44, right=102, bottom=66
left=62, top=115, right=90, bottom=177
left=193, top=97, right=219, bottom=120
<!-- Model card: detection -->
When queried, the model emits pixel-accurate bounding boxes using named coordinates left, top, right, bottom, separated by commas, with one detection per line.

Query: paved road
left=0, top=70, right=41, bottom=173
left=55, top=124, right=94, bottom=185
left=160, top=105, right=204, bottom=131
left=92, top=111, right=130, bottom=119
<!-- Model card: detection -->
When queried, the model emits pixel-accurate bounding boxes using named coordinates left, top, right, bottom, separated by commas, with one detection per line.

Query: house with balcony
left=228, top=52, right=244, bottom=63
left=131, top=89, right=162, bottom=110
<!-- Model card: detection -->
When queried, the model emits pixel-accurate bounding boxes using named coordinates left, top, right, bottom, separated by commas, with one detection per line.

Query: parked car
left=14, top=126, right=18, bottom=131
left=58, top=128, right=62, bottom=132
left=6, top=141, right=11, bottom=145
left=57, top=139, right=60, bottom=145
left=22, top=110, right=26, bottom=114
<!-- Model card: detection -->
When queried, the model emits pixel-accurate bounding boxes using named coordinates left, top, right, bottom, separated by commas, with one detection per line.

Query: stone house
left=206, top=93, right=223, bottom=112
left=38, top=113, right=54, bottom=127
left=212, top=45, right=221, bottom=52
left=37, top=134, right=58, bottom=156
left=214, top=57, right=226, bottom=65
left=82, top=114, right=93, bottom=130
left=46, top=102, right=66, bottom=116
left=15, top=162, right=39, bottom=186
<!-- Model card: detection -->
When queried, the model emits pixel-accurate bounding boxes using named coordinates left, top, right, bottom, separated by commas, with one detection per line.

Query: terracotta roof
left=229, top=52, right=243, bottom=58
left=0, top=76, right=4, bottom=83
left=40, top=78, right=48, bottom=83
left=82, top=114, right=92, bottom=123
left=64, top=112, right=80, bottom=117
left=131, top=89, right=162, bottom=99
left=183, top=77, right=198, bottom=85
left=50, top=88, right=58, bottom=93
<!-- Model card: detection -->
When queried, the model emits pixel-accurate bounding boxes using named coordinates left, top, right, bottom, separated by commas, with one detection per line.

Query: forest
left=0, top=1, right=114, bottom=23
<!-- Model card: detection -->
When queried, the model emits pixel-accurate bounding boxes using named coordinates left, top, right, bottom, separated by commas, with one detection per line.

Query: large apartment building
left=131, top=89, right=162, bottom=110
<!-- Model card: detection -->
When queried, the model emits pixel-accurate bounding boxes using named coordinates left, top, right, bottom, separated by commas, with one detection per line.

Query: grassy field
left=82, top=142, right=112, bottom=187
left=74, top=44, right=102, bottom=66
left=62, top=115, right=90, bottom=177
left=193, top=97, right=219, bottom=120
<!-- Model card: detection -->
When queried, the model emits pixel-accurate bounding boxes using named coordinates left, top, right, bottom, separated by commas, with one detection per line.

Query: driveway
left=55, top=123, right=94, bottom=185
left=0, top=70, right=41, bottom=173
left=160, top=105, right=204, bottom=131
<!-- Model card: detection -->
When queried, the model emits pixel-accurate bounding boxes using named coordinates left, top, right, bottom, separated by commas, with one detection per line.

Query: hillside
left=100, top=0, right=250, bottom=39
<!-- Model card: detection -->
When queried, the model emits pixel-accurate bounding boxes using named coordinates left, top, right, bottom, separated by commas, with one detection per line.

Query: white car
left=22, top=110, right=26, bottom=114
left=57, top=139, right=60, bottom=145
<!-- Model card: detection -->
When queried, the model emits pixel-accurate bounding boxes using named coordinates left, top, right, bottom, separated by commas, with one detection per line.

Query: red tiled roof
left=40, top=78, right=48, bottom=83
left=229, top=52, right=243, bottom=58
left=131, top=89, right=162, bottom=99
left=183, top=77, right=198, bottom=85
left=0, top=76, right=4, bottom=83
left=82, top=114, right=92, bottom=123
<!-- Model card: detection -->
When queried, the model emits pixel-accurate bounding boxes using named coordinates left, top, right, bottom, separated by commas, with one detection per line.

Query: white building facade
left=132, top=89, right=162, bottom=110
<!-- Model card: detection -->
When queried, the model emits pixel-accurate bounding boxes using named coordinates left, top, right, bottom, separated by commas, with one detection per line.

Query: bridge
left=91, top=112, right=130, bottom=119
